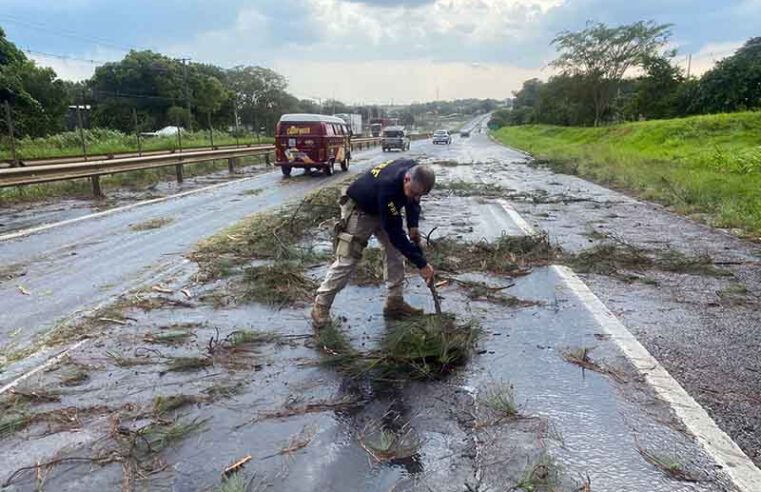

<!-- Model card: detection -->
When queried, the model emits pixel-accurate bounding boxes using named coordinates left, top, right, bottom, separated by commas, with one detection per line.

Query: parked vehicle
left=432, top=129, right=452, bottom=145
left=334, top=113, right=363, bottom=136
left=275, top=114, right=351, bottom=177
left=381, top=126, right=410, bottom=152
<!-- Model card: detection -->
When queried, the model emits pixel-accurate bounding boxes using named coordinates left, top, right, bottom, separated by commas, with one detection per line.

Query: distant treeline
left=0, top=27, right=498, bottom=139
left=491, top=21, right=761, bottom=128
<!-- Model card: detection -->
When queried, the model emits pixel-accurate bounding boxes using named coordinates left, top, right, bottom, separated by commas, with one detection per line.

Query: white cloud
left=682, top=40, right=744, bottom=76
left=274, top=58, right=546, bottom=103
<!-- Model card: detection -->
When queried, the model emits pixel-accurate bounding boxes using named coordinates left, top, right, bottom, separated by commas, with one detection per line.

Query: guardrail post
left=175, top=164, right=184, bottom=183
left=228, top=157, right=236, bottom=174
left=264, top=152, right=271, bottom=166
left=91, top=175, right=103, bottom=198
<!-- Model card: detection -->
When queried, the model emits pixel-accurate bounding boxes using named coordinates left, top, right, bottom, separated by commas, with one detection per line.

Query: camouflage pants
left=314, top=202, right=405, bottom=308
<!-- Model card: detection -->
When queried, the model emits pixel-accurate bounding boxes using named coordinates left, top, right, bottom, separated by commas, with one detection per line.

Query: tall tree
left=1, top=27, right=68, bottom=137
left=697, top=37, right=761, bottom=113
left=551, top=20, right=672, bottom=126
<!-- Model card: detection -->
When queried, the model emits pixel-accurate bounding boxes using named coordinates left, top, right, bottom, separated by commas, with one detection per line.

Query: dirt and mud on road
left=1, top=118, right=759, bottom=491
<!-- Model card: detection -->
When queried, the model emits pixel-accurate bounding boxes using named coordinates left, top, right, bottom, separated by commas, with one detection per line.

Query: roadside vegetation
left=493, top=111, right=761, bottom=235
left=0, top=128, right=273, bottom=162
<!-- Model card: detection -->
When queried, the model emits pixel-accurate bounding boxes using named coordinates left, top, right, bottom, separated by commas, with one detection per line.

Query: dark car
left=460, top=129, right=470, bottom=138
left=382, top=126, right=410, bottom=152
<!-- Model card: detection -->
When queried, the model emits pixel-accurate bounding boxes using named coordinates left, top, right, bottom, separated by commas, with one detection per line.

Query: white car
left=432, top=130, right=452, bottom=145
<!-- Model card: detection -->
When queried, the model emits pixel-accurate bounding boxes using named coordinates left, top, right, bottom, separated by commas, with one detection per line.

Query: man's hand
left=409, top=227, right=421, bottom=246
left=419, top=264, right=435, bottom=285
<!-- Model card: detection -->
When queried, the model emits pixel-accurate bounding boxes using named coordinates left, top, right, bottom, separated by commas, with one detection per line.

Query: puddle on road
left=0, top=147, right=737, bottom=491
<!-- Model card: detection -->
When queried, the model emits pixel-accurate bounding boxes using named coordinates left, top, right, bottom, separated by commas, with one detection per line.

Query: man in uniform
left=311, top=159, right=436, bottom=328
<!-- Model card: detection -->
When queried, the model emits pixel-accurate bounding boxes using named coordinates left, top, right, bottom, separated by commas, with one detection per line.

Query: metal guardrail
left=4, top=142, right=274, bottom=168
left=0, top=137, right=391, bottom=196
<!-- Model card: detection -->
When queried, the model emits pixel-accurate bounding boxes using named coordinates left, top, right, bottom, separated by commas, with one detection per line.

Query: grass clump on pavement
left=192, top=185, right=341, bottom=281
left=513, top=454, right=561, bottom=492
left=358, top=417, right=422, bottom=462
left=427, top=233, right=558, bottom=275
left=480, top=382, right=520, bottom=420
left=637, top=447, right=699, bottom=482
left=567, top=242, right=732, bottom=278
left=493, top=111, right=761, bottom=236
left=130, top=217, right=174, bottom=231
left=316, top=314, right=481, bottom=382
left=241, top=262, right=317, bottom=307
left=438, top=180, right=508, bottom=197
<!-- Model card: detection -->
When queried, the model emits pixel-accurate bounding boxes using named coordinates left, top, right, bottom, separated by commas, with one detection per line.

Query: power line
left=0, top=13, right=189, bottom=58
left=0, top=15, right=138, bottom=53
left=23, top=49, right=112, bottom=66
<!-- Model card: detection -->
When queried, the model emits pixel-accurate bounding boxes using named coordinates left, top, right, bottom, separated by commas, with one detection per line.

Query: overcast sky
left=1, top=0, right=758, bottom=104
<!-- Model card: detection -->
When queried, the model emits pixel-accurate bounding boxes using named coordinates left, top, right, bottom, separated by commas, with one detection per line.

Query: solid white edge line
left=498, top=198, right=761, bottom=491
left=0, top=339, right=89, bottom=395
left=552, top=265, right=761, bottom=491
left=0, top=174, right=263, bottom=242
left=496, top=199, right=535, bottom=235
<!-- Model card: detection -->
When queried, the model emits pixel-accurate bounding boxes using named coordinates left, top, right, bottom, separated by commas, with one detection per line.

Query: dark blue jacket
left=346, top=159, right=427, bottom=268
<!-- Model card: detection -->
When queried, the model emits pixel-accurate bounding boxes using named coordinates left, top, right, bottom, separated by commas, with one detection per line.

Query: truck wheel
left=281, top=166, right=292, bottom=177
left=340, top=157, right=349, bottom=171
left=324, top=160, right=334, bottom=176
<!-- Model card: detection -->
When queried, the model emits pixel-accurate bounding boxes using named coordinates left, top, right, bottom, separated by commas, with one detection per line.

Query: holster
left=332, top=192, right=365, bottom=259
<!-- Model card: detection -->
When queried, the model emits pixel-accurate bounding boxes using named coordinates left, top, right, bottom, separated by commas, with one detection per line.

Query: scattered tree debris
left=317, top=314, right=481, bottom=382
left=165, top=356, right=213, bottom=372
left=567, top=242, right=732, bottom=279
left=637, top=445, right=699, bottom=482
left=358, top=417, right=421, bottom=462
left=426, top=234, right=558, bottom=275
left=152, top=394, right=200, bottom=417
left=143, top=330, right=195, bottom=345
left=222, top=455, right=253, bottom=478
left=0, top=413, right=32, bottom=438
left=479, top=381, right=520, bottom=422
left=129, top=217, right=173, bottom=231
left=511, top=454, right=561, bottom=492
left=241, top=262, right=317, bottom=307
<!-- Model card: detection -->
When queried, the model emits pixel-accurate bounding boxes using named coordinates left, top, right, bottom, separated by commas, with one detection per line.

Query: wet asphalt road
left=1, top=115, right=759, bottom=490
left=0, top=146, right=397, bottom=356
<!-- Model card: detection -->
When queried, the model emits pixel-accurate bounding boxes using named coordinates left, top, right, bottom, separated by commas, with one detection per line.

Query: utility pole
left=132, top=108, right=142, bottom=156
left=686, top=54, right=692, bottom=79
left=77, top=90, right=88, bottom=161
left=3, top=101, right=19, bottom=168
left=181, top=58, right=193, bottom=132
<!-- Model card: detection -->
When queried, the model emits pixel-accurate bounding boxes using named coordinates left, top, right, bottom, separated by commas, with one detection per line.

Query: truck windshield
left=384, top=131, right=403, bottom=137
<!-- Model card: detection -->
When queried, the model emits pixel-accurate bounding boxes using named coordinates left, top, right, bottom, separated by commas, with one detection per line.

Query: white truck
left=334, top=113, right=363, bottom=136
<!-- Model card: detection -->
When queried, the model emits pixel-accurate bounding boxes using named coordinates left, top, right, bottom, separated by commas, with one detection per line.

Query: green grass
left=1, top=127, right=274, bottom=161
left=493, top=111, right=761, bottom=236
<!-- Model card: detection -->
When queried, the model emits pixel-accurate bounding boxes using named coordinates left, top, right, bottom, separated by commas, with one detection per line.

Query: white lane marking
left=553, top=264, right=761, bottom=491
left=496, top=199, right=535, bottom=235
left=497, top=200, right=761, bottom=490
left=0, top=339, right=89, bottom=395
left=0, top=174, right=265, bottom=242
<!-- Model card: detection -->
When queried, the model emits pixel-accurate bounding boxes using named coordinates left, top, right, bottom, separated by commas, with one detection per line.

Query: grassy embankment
left=0, top=129, right=274, bottom=203
left=493, top=111, right=761, bottom=237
